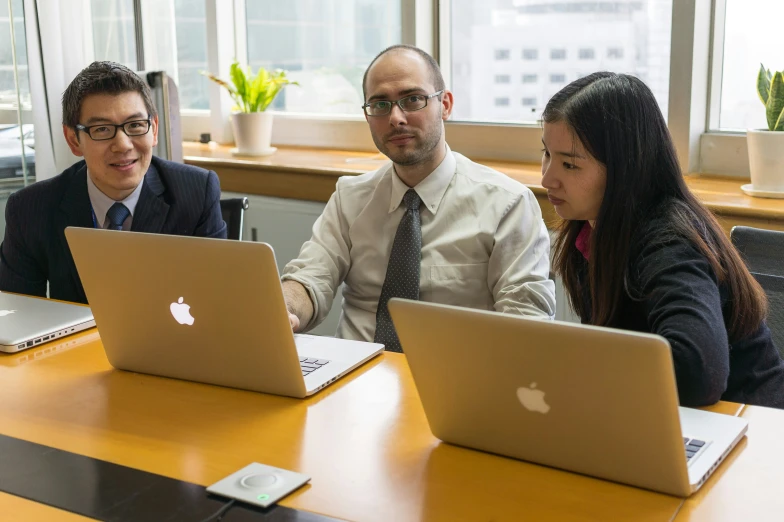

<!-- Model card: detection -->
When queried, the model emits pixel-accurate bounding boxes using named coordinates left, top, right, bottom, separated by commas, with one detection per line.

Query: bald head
left=362, top=45, right=445, bottom=100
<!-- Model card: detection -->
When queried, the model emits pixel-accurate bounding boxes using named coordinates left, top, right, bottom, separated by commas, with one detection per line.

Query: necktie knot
left=106, top=202, right=130, bottom=230
left=402, top=189, right=421, bottom=211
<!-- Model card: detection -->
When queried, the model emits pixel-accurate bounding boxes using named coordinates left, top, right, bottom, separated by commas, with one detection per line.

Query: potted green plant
left=202, top=62, right=298, bottom=156
left=745, top=64, right=784, bottom=196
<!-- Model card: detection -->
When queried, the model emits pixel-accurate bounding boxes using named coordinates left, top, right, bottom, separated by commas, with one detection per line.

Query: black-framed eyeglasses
left=362, top=90, right=444, bottom=116
left=75, top=117, right=152, bottom=141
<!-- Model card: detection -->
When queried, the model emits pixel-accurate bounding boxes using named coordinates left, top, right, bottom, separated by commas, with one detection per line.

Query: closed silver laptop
left=0, top=292, right=95, bottom=353
left=65, top=227, right=383, bottom=398
left=389, top=298, right=748, bottom=497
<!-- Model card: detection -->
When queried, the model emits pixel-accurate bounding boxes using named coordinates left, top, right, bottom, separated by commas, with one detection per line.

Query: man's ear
left=63, top=125, right=84, bottom=157
left=151, top=115, right=159, bottom=147
left=440, top=90, right=454, bottom=121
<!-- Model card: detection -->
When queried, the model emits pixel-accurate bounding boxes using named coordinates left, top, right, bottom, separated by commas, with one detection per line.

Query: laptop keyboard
left=683, top=437, right=706, bottom=461
left=300, top=357, right=330, bottom=377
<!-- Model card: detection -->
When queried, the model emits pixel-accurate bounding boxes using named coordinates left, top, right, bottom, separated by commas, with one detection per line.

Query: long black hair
left=544, top=72, right=766, bottom=340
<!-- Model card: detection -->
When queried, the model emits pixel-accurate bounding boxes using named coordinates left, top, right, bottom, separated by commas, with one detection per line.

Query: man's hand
left=282, top=280, right=314, bottom=332
left=288, top=312, right=300, bottom=332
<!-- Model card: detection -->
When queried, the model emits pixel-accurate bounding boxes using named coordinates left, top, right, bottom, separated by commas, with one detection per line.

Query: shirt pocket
left=427, top=263, right=490, bottom=307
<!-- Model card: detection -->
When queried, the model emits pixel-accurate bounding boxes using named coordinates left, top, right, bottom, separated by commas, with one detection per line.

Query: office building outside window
left=607, top=47, right=624, bottom=59
left=550, top=48, right=566, bottom=60
left=522, top=48, right=538, bottom=60
left=495, top=74, right=511, bottom=84
left=550, top=73, right=566, bottom=83
left=244, top=0, right=401, bottom=114
left=450, top=0, right=672, bottom=123
left=522, top=97, right=537, bottom=106
left=495, top=97, right=510, bottom=106
left=495, top=49, right=511, bottom=60
left=579, top=48, right=595, bottom=60
left=522, top=74, right=538, bottom=84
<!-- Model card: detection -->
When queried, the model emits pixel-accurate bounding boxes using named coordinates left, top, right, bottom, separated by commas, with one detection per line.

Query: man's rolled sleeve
left=489, top=190, right=556, bottom=319
left=281, top=185, right=352, bottom=331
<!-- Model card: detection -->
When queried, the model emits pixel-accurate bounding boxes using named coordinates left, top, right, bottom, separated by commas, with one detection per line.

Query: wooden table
left=183, top=142, right=784, bottom=234
left=0, top=330, right=779, bottom=521
left=675, top=404, right=784, bottom=522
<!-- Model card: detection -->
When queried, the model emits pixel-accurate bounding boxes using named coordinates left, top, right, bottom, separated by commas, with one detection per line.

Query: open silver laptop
left=388, top=299, right=748, bottom=497
left=0, top=292, right=95, bottom=353
left=64, top=228, right=383, bottom=398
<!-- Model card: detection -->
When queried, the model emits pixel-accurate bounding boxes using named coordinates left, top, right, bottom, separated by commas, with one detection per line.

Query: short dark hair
left=362, top=45, right=445, bottom=100
left=62, top=61, right=157, bottom=129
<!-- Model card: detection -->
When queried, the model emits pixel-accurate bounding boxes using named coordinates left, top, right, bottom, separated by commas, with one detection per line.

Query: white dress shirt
left=282, top=144, right=556, bottom=342
left=86, top=170, right=143, bottom=230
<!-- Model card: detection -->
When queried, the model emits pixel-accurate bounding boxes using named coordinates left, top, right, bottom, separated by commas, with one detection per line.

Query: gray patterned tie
left=106, top=202, right=130, bottom=231
left=374, top=189, right=422, bottom=353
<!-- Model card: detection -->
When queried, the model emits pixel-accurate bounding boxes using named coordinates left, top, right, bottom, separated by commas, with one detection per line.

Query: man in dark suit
left=0, top=61, right=227, bottom=304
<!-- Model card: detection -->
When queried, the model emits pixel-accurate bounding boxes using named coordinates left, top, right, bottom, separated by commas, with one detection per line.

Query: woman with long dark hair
left=541, top=72, right=784, bottom=408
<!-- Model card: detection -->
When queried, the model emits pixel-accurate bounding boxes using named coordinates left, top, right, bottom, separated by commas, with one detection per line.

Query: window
left=495, top=74, right=511, bottom=84
left=550, top=73, right=566, bottom=84
left=522, top=97, right=537, bottom=106
left=494, top=97, right=510, bottom=107
left=0, top=0, right=34, bottom=244
left=714, top=0, right=784, bottom=131
left=607, top=47, right=624, bottom=59
left=522, top=74, right=538, bottom=84
left=495, top=49, right=510, bottom=60
left=0, top=0, right=29, bottom=109
left=90, top=0, right=137, bottom=67
left=578, top=48, right=595, bottom=60
left=244, top=0, right=401, bottom=114
left=173, top=0, right=209, bottom=110
left=450, top=0, right=673, bottom=123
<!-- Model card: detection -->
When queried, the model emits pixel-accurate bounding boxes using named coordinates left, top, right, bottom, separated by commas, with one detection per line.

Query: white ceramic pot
left=231, top=111, right=276, bottom=156
left=747, top=129, right=784, bottom=192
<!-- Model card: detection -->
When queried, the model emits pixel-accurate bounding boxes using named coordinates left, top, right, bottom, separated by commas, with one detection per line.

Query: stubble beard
left=373, top=117, right=443, bottom=167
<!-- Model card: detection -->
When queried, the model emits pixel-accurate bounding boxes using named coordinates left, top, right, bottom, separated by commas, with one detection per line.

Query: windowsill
left=183, top=141, right=784, bottom=232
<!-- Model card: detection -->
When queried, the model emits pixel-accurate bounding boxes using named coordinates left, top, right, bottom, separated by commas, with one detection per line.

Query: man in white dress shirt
left=281, top=45, right=555, bottom=351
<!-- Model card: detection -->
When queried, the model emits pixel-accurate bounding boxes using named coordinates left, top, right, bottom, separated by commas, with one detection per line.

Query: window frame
left=699, top=0, right=749, bottom=177
left=174, top=0, right=751, bottom=177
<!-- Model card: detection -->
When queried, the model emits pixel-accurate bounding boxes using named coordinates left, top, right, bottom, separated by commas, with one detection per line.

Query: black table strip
left=0, top=433, right=341, bottom=521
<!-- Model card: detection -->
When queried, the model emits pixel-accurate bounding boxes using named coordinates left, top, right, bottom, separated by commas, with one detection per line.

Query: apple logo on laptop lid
left=0, top=310, right=16, bottom=317
left=170, top=297, right=194, bottom=326
left=517, top=382, right=550, bottom=414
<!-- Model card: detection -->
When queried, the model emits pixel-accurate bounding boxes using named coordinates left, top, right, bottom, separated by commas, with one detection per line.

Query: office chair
left=731, top=226, right=784, bottom=357
left=730, top=226, right=784, bottom=276
left=750, top=273, right=784, bottom=358
left=220, top=197, right=249, bottom=241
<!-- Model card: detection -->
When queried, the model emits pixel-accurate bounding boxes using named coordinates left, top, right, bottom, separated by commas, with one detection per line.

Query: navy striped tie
left=106, top=202, right=130, bottom=231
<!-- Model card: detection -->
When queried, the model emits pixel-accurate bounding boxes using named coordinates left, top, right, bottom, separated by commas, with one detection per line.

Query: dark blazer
left=0, top=156, right=227, bottom=304
left=578, top=206, right=784, bottom=410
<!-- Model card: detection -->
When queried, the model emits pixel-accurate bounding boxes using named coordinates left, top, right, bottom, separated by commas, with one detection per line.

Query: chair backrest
left=731, top=226, right=784, bottom=358
left=730, top=226, right=784, bottom=276
left=220, top=198, right=249, bottom=241
left=751, top=273, right=784, bottom=359
left=136, top=71, right=183, bottom=163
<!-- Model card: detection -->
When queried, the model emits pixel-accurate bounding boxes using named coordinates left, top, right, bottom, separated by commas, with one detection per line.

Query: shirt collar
left=86, top=169, right=144, bottom=227
left=575, top=221, right=592, bottom=260
left=388, top=143, right=456, bottom=215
